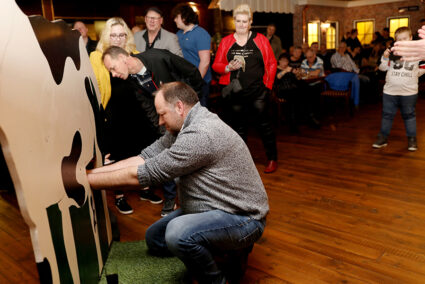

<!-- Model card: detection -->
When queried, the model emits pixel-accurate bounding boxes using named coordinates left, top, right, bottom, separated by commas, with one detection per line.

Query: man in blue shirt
left=301, top=49, right=324, bottom=78
left=173, top=4, right=211, bottom=107
left=300, top=49, right=323, bottom=128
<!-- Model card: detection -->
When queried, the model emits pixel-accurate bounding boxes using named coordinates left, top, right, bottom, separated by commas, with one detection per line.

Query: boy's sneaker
left=161, top=198, right=177, bottom=217
left=372, top=134, right=388, bottom=148
left=140, top=189, right=163, bottom=204
left=408, top=136, right=418, bottom=151
left=115, top=197, right=133, bottom=215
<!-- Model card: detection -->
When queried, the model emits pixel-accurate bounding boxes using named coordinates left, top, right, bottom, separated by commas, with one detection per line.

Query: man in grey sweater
left=87, top=82, right=269, bottom=283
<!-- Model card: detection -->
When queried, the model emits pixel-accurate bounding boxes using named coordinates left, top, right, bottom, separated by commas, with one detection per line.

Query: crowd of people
left=72, top=3, right=425, bottom=282
left=76, top=4, right=272, bottom=284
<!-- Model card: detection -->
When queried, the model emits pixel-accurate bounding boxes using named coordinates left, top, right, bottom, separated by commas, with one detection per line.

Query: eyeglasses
left=146, top=16, right=161, bottom=21
left=110, top=33, right=127, bottom=39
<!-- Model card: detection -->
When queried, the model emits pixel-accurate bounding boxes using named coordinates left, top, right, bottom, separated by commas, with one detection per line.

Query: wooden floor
left=2, top=98, right=425, bottom=283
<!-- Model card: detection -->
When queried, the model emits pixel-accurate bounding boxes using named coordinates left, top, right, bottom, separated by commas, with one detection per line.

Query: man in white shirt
left=330, top=41, right=359, bottom=73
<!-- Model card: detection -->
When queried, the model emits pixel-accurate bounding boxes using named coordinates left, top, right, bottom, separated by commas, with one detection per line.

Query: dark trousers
left=225, top=89, right=277, bottom=161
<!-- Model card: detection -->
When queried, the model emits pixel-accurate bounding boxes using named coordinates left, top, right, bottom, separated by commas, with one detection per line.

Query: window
left=389, top=17, right=409, bottom=38
left=308, top=22, right=319, bottom=46
left=325, top=23, right=337, bottom=49
left=320, top=21, right=338, bottom=49
left=355, top=20, right=374, bottom=45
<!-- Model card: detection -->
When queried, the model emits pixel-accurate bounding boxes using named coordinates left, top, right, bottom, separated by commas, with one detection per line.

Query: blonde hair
left=96, top=17, right=136, bottom=53
left=394, top=26, right=411, bottom=40
left=233, top=4, right=252, bottom=21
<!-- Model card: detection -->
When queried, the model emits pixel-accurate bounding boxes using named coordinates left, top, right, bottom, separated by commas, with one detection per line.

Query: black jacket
left=127, top=49, right=204, bottom=135
left=131, top=49, right=204, bottom=97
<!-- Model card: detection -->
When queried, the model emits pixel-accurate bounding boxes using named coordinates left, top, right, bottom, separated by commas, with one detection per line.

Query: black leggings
left=225, top=89, right=277, bottom=161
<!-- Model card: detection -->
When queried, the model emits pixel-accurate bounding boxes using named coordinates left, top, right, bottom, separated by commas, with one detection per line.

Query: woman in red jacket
left=212, top=4, right=278, bottom=173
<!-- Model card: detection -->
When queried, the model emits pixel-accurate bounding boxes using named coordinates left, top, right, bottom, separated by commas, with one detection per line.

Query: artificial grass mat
left=98, top=240, right=187, bottom=284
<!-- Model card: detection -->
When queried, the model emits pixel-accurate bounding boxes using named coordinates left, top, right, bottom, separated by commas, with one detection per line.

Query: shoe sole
left=161, top=204, right=177, bottom=217
left=372, top=143, right=387, bottom=149
left=408, top=147, right=418, bottom=151
left=140, top=197, right=163, bottom=204
left=116, top=207, right=133, bottom=215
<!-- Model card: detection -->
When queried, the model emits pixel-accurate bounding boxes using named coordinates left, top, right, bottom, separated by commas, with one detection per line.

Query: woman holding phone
left=212, top=4, right=278, bottom=173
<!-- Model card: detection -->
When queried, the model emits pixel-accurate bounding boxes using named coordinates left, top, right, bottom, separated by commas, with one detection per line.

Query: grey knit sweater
left=137, top=103, right=269, bottom=220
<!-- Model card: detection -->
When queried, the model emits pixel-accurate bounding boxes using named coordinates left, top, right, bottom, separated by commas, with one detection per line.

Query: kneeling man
left=87, top=82, right=269, bottom=283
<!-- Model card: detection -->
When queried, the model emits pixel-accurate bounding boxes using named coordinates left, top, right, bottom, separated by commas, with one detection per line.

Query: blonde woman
left=90, top=17, right=162, bottom=214
left=212, top=4, right=278, bottom=173
left=90, top=17, right=136, bottom=108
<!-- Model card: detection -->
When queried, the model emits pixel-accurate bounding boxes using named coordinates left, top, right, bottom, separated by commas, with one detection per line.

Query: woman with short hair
left=212, top=4, right=278, bottom=173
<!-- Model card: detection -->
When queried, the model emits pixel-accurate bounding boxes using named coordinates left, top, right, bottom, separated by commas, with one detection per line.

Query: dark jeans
left=225, top=89, right=277, bottom=161
left=145, top=209, right=265, bottom=284
left=380, top=93, right=418, bottom=137
left=163, top=180, right=177, bottom=200
left=200, top=82, right=210, bottom=108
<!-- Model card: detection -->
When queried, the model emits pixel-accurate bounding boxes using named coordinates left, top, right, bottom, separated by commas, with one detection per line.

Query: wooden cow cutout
left=0, top=1, right=111, bottom=283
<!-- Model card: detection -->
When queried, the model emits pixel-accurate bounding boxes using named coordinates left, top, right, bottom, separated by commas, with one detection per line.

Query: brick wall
left=293, top=1, right=425, bottom=47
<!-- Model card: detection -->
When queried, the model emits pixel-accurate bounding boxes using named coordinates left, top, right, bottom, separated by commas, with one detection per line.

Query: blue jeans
left=380, top=94, right=417, bottom=137
left=145, top=209, right=265, bottom=283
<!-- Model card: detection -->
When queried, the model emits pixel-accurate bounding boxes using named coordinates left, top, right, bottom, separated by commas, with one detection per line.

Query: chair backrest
left=322, top=81, right=352, bottom=97
left=324, top=72, right=356, bottom=91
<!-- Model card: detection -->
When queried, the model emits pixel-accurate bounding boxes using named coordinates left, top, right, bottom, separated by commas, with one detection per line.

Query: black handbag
left=222, top=77, right=243, bottom=98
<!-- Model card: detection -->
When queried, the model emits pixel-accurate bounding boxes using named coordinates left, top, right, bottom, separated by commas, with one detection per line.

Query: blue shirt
left=177, top=25, right=212, bottom=83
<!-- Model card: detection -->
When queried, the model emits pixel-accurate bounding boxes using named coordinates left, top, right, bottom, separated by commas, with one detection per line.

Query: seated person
left=349, top=46, right=362, bottom=69
left=289, top=46, right=303, bottom=69
left=361, top=42, right=385, bottom=100
left=331, top=41, right=371, bottom=102
left=300, top=49, right=324, bottom=78
left=87, top=82, right=269, bottom=284
left=299, top=49, right=323, bottom=127
left=361, top=42, right=384, bottom=73
left=318, top=43, right=333, bottom=72
left=274, top=53, right=300, bottom=132
left=310, top=42, right=319, bottom=55
left=331, top=41, right=359, bottom=73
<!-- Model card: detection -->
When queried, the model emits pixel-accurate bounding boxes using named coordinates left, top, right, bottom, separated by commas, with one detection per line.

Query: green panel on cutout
left=70, top=200, right=99, bottom=283
left=46, top=203, right=73, bottom=283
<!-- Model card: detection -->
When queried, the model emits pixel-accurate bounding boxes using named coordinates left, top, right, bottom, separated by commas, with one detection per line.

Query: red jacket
left=212, top=32, right=277, bottom=90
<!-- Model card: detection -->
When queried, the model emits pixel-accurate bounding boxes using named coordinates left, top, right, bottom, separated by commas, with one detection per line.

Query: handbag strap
left=235, top=32, right=250, bottom=79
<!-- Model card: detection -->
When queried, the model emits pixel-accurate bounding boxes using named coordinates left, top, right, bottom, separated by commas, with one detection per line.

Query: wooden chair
left=321, top=79, right=353, bottom=116
left=320, top=74, right=353, bottom=116
left=271, top=90, right=287, bottom=126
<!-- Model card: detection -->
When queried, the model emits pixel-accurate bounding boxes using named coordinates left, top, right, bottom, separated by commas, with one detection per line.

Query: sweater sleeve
left=137, top=128, right=213, bottom=187
left=140, top=132, right=175, bottom=160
